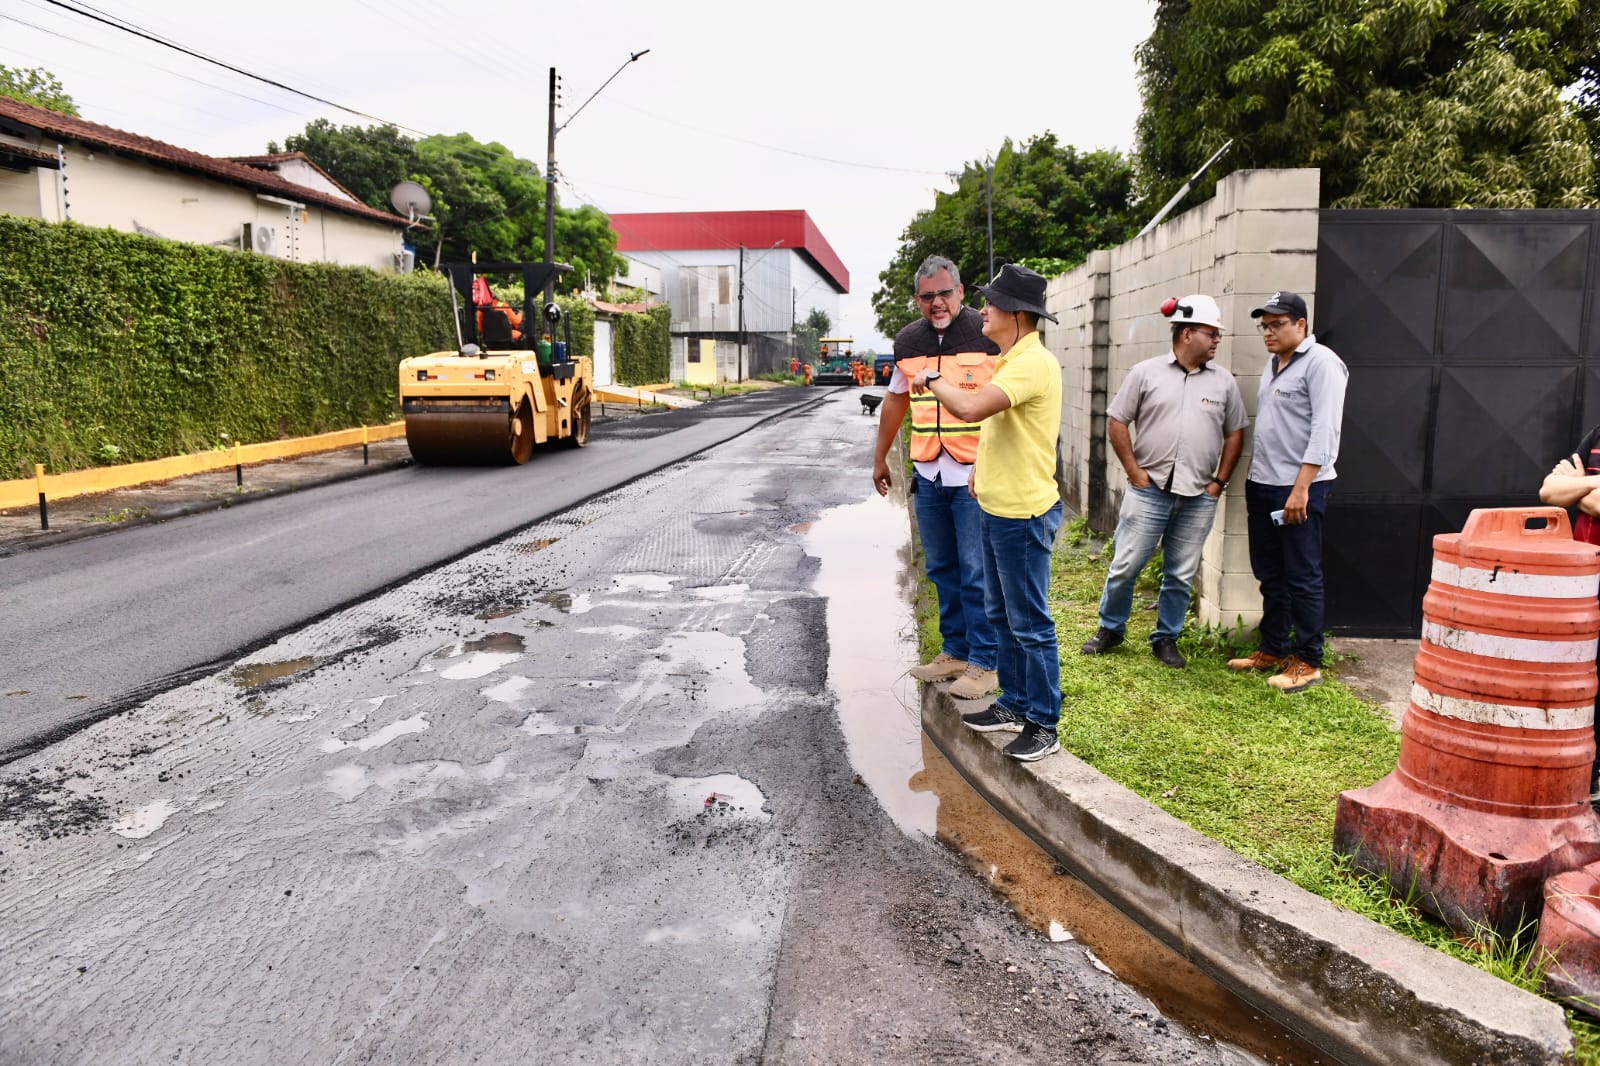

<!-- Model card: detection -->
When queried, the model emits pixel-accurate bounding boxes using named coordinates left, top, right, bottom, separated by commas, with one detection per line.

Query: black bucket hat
left=973, top=263, right=1059, bottom=324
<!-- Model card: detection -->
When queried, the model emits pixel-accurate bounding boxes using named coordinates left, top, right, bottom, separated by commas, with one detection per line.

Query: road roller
left=399, top=262, right=593, bottom=465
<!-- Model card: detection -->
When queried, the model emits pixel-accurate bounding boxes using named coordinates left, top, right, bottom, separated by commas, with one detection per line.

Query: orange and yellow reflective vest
left=892, top=308, right=1000, bottom=465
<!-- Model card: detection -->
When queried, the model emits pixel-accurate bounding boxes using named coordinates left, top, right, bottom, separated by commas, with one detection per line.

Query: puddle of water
left=440, top=653, right=522, bottom=680
left=462, top=633, right=526, bottom=654
left=228, top=656, right=320, bottom=689
left=321, top=713, right=430, bottom=754
left=666, top=772, right=770, bottom=822
left=540, top=591, right=593, bottom=614
left=482, top=676, right=534, bottom=704
left=611, top=573, right=680, bottom=594
left=913, top=734, right=1326, bottom=1065
left=689, top=584, right=749, bottom=602
left=805, top=494, right=935, bottom=836
left=111, top=799, right=179, bottom=839
left=475, top=606, right=521, bottom=620
left=578, top=625, right=645, bottom=641
left=657, top=630, right=764, bottom=715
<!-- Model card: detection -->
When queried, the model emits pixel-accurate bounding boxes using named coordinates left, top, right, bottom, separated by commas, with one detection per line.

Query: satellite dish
left=389, top=180, right=432, bottom=220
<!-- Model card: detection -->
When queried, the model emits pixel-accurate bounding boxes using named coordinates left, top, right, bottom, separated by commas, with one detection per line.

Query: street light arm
left=557, top=49, right=651, bottom=133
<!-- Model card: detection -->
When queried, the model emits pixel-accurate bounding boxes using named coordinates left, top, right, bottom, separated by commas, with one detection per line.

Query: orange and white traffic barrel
left=1334, top=507, right=1600, bottom=941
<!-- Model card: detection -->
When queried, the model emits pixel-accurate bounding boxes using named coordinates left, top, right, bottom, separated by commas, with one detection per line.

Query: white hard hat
left=1160, top=294, right=1223, bottom=330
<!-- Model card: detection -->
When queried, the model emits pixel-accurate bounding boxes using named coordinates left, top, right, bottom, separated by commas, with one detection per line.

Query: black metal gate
left=1316, top=209, right=1600, bottom=636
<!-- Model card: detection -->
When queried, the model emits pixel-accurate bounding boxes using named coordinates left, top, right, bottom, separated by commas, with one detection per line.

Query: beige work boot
left=1267, top=656, right=1323, bottom=693
left=946, top=663, right=999, bottom=700
left=909, top=652, right=967, bottom=682
left=1227, top=649, right=1286, bottom=672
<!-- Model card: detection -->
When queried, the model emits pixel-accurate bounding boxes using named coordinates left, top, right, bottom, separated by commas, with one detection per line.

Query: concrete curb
left=919, top=685, right=1572, bottom=1066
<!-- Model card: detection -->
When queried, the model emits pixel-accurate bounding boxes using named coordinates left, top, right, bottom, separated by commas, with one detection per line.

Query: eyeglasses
left=915, top=287, right=957, bottom=303
left=1193, top=327, right=1222, bottom=340
left=1257, top=318, right=1295, bottom=333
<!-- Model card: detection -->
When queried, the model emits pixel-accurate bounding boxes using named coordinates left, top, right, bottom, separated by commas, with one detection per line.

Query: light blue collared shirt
left=1246, top=334, right=1348, bottom=486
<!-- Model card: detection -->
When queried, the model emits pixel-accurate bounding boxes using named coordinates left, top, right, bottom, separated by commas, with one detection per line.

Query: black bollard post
left=34, top=464, right=47, bottom=530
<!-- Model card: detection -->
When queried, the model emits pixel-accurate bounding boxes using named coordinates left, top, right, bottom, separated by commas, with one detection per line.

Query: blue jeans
left=1097, top=486, right=1219, bottom=644
left=914, top=473, right=996, bottom=669
left=1245, top=480, right=1332, bottom=667
left=980, top=502, right=1064, bottom=728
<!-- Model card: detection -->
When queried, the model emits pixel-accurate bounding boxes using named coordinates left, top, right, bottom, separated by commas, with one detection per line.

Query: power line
left=35, top=0, right=429, bottom=135
left=607, top=95, right=948, bottom=177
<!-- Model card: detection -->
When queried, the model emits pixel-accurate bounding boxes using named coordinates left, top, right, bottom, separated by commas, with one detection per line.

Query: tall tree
left=0, top=65, right=77, bottom=115
left=1134, top=0, right=1599, bottom=210
left=275, top=120, right=415, bottom=209
left=872, top=135, right=1135, bottom=338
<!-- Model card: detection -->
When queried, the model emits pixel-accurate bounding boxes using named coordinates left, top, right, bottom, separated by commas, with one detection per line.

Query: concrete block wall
left=1044, top=168, right=1322, bottom=630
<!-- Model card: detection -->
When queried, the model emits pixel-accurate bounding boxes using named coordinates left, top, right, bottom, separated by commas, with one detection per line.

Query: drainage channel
left=807, top=484, right=1327, bottom=1066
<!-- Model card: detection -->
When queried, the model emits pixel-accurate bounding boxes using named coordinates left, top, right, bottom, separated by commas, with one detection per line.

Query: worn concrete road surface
left=0, top=394, right=1247, bottom=1065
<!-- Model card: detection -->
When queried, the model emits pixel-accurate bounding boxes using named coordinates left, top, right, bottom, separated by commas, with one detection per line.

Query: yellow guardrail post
left=234, top=440, right=243, bottom=487
left=35, top=463, right=47, bottom=530
left=362, top=424, right=370, bottom=465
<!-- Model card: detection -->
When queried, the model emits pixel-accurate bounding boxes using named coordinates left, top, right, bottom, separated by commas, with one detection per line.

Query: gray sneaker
left=961, top=703, right=1025, bottom=733
left=1003, top=722, right=1061, bottom=762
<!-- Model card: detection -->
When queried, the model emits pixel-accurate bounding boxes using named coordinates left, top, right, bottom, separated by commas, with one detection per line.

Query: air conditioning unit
left=394, top=249, right=415, bottom=274
left=241, top=221, right=277, bottom=256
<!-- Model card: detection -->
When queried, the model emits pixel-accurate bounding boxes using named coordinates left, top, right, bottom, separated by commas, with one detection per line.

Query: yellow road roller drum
left=399, top=262, right=594, bottom=465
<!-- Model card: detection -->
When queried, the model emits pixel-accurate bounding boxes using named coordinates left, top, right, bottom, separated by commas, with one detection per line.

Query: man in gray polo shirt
left=1081, top=294, right=1247, bottom=668
left=1226, top=290, right=1349, bottom=692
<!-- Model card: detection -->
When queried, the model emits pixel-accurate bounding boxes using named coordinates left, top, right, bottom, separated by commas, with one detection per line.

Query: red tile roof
left=0, top=96, right=407, bottom=229
left=591, top=299, right=649, bottom=315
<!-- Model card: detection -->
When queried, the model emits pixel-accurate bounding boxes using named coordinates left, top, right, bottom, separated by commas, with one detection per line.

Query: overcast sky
left=2, top=0, right=1156, bottom=348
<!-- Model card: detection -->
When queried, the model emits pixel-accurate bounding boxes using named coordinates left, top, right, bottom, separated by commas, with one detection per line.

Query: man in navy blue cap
left=1228, top=291, right=1348, bottom=693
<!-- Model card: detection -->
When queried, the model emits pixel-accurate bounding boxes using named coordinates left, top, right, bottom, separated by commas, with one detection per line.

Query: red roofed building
left=0, top=97, right=410, bottom=272
left=609, top=210, right=847, bottom=381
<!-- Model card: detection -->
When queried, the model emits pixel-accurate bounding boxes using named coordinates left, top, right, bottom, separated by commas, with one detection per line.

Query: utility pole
left=737, top=243, right=746, bottom=383
left=543, top=66, right=559, bottom=310
left=540, top=51, right=650, bottom=312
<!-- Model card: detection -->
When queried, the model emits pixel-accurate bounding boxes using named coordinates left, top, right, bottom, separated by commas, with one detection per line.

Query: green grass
left=916, top=529, right=1600, bottom=1060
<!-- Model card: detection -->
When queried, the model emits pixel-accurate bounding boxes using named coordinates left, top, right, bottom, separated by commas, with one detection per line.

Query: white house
left=0, top=96, right=410, bottom=271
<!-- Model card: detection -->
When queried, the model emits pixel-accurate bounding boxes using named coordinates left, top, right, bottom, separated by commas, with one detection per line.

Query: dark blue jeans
left=914, top=472, right=997, bottom=669
left=1245, top=480, right=1333, bottom=667
left=979, top=502, right=1064, bottom=728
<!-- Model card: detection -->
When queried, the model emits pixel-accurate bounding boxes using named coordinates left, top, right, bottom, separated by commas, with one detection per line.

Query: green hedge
left=615, top=305, right=672, bottom=385
left=0, top=216, right=455, bottom=478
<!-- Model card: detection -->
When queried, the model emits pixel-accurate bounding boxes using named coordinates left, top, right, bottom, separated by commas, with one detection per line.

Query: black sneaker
left=1151, top=638, right=1186, bottom=669
left=1080, top=627, right=1124, bottom=655
left=962, top=703, right=1025, bottom=733
left=1003, top=722, right=1061, bottom=762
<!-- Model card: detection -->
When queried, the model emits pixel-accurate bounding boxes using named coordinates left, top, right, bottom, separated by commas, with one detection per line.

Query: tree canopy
left=1134, top=0, right=1600, bottom=210
left=271, top=120, right=626, bottom=288
left=0, top=65, right=77, bottom=115
left=871, top=134, right=1135, bottom=338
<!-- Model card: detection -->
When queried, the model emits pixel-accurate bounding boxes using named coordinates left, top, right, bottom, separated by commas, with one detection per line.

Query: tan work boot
left=1227, top=649, right=1286, bottom=672
left=946, top=663, right=999, bottom=700
left=909, top=653, right=967, bottom=682
left=1267, top=656, right=1323, bottom=693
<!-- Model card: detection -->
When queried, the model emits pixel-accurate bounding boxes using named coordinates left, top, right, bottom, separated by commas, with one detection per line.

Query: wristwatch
left=1208, top=477, right=1227, bottom=490
left=924, top=371, right=942, bottom=382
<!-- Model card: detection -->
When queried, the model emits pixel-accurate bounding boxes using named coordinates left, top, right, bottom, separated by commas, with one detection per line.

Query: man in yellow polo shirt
left=911, top=264, right=1064, bottom=761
